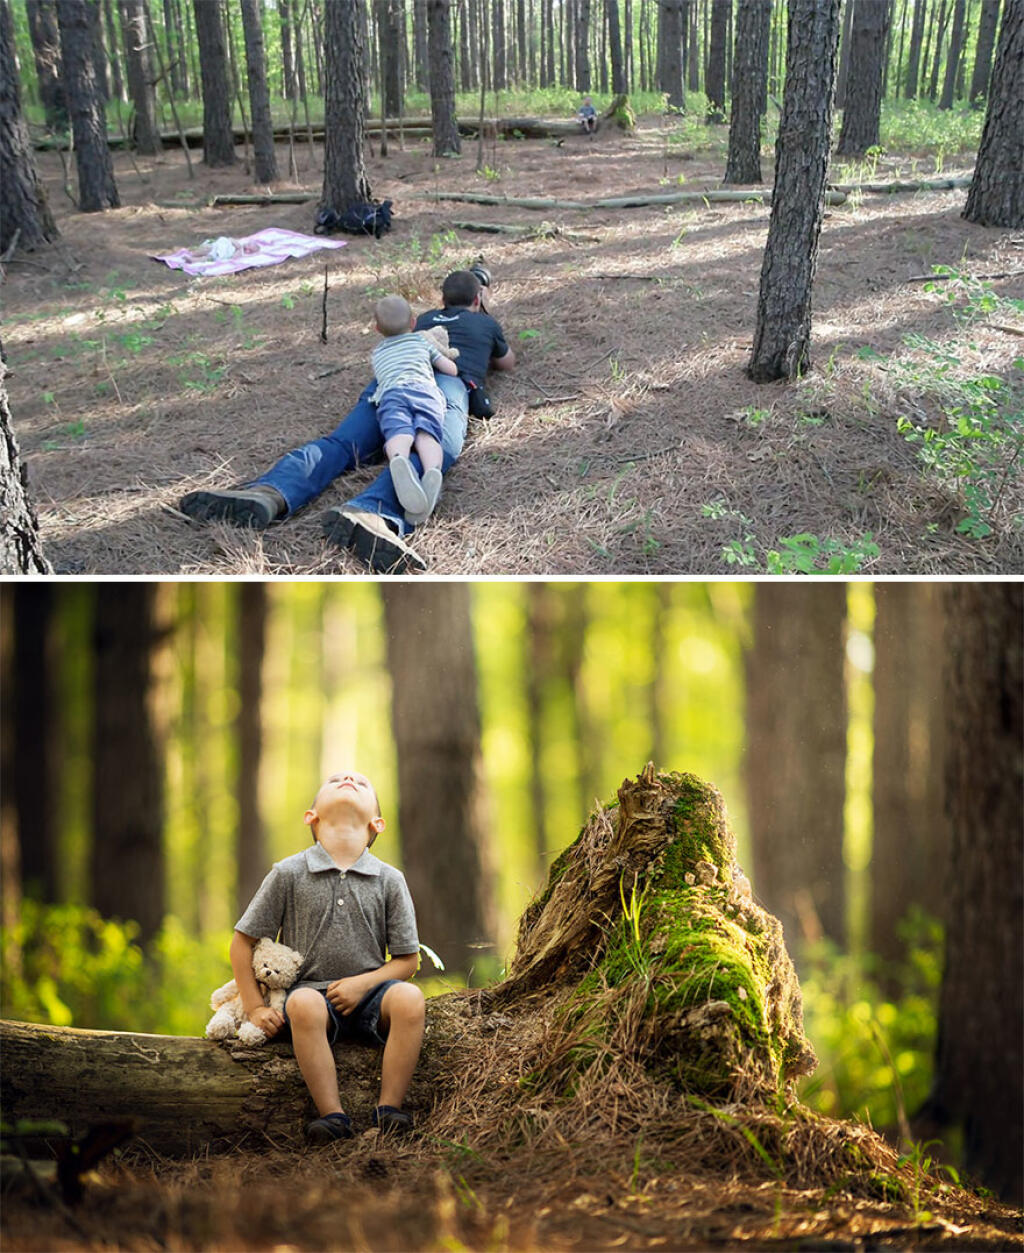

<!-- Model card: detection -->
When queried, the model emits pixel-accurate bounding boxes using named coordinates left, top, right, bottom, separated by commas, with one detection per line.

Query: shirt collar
left=304, top=843, right=382, bottom=876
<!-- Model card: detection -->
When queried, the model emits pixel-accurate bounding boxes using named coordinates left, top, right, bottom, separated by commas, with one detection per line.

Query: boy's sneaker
left=389, top=456, right=429, bottom=516
left=321, top=508, right=427, bottom=573
left=178, top=486, right=285, bottom=529
left=372, top=1105, right=414, bottom=1135
left=404, top=468, right=443, bottom=526
left=306, top=1112, right=355, bottom=1144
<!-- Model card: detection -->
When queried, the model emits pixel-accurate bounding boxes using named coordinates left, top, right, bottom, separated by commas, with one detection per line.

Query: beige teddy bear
left=417, top=325, right=459, bottom=361
left=204, top=937, right=304, bottom=1046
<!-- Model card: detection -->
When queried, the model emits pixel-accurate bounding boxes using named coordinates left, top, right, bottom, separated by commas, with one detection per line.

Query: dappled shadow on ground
left=4, top=121, right=1022, bottom=574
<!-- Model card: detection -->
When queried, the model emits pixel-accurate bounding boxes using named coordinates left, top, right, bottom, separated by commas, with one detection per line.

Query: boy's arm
left=434, top=355, right=459, bottom=377
left=325, top=953, right=418, bottom=1015
left=230, top=930, right=286, bottom=1038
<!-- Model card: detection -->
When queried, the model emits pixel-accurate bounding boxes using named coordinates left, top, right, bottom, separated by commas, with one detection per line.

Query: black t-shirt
left=414, top=306, right=509, bottom=387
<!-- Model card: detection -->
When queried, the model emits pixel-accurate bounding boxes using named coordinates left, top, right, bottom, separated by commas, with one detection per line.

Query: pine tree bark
left=117, top=0, right=162, bottom=154
left=90, top=585, right=166, bottom=945
left=24, top=0, right=67, bottom=130
left=235, top=584, right=267, bottom=921
left=427, top=0, right=461, bottom=155
left=381, top=585, right=494, bottom=980
left=938, top=0, right=966, bottom=107
left=963, top=2, right=1023, bottom=228
left=575, top=0, right=592, bottom=90
left=747, top=0, right=840, bottom=382
left=239, top=0, right=278, bottom=183
left=54, top=0, right=120, bottom=209
left=705, top=0, right=730, bottom=120
left=377, top=0, right=404, bottom=116
left=657, top=0, right=685, bottom=108
left=904, top=0, right=928, bottom=95
left=969, top=0, right=1001, bottom=102
left=836, top=0, right=892, bottom=155
left=0, top=357, right=51, bottom=574
left=744, top=585, right=848, bottom=958
left=192, top=0, right=236, bottom=166
left=12, top=587, right=58, bottom=901
left=321, top=0, right=373, bottom=210
left=607, top=0, right=626, bottom=92
left=279, top=0, right=297, bottom=98
left=921, top=584, right=1023, bottom=1204
left=723, top=0, right=771, bottom=184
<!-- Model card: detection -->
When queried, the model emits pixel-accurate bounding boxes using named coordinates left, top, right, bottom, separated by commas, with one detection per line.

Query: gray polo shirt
left=235, top=843, right=419, bottom=991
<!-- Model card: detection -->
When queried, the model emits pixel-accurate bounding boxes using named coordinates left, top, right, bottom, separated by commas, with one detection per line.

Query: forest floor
left=2, top=1132, right=1022, bottom=1251
left=3, top=117, right=1023, bottom=576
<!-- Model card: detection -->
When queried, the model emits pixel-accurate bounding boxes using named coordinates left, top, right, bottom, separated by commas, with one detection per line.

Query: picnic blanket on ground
left=153, top=227, right=347, bottom=277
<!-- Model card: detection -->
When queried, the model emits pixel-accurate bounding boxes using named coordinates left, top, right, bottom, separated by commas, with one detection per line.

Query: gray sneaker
left=389, top=455, right=429, bottom=517
left=322, top=508, right=427, bottom=573
left=179, top=486, right=285, bottom=529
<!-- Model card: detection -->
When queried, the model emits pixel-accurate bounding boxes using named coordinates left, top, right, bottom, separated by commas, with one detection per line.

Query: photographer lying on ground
left=178, top=267, right=515, bottom=573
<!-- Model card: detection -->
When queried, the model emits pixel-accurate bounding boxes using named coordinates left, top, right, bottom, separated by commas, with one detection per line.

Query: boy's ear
left=370, top=816, right=386, bottom=837
left=304, top=808, right=318, bottom=828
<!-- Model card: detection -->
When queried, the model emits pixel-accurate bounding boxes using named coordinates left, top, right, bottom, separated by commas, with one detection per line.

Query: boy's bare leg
left=377, top=982, right=426, bottom=1108
left=384, top=434, right=414, bottom=460
left=288, top=989, right=345, bottom=1116
left=413, top=433, right=443, bottom=473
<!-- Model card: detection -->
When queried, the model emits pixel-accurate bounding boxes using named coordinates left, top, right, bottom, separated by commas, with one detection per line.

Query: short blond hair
left=375, top=294, right=412, bottom=336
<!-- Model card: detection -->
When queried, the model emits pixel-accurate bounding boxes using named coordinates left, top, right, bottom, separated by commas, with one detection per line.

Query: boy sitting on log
left=230, top=770, right=425, bottom=1143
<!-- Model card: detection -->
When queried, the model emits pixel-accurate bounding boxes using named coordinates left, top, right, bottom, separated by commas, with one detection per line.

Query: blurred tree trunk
left=87, top=0, right=109, bottom=101
left=1, top=0, right=60, bottom=252
left=427, top=0, right=460, bottom=155
left=968, top=0, right=1001, bottom=103
left=745, top=586, right=847, bottom=958
left=705, top=0, right=729, bottom=120
left=723, top=0, right=770, bottom=184
left=1, top=592, right=21, bottom=930
left=192, top=0, right=235, bottom=166
left=0, top=361, right=51, bottom=574
left=834, top=0, right=854, bottom=109
left=413, top=0, right=429, bottom=87
left=235, top=584, right=267, bottom=920
left=525, top=584, right=554, bottom=874
left=870, top=584, right=947, bottom=990
left=607, top=0, right=626, bottom=92
left=963, top=3, right=1023, bottom=228
left=239, top=0, right=278, bottom=183
left=747, top=0, right=840, bottom=381
left=918, top=584, right=1022, bottom=1204
left=90, top=585, right=166, bottom=944
left=647, top=582, right=671, bottom=767
left=836, top=0, right=892, bottom=155
left=377, top=0, right=404, bottom=116
left=658, top=0, right=685, bottom=108
left=381, top=585, right=494, bottom=980
left=494, top=0, right=507, bottom=90
left=938, top=0, right=966, bottom=107
left=575, top=0, right=591, bottom=89
left=117, top=0, right=162, bottom=153
left=279, top=0, right=297, bottom=98
left=904, top=0, right=928, bottom=95
left=322, top=0, right=373, bottom=209
left=162, top=0, right=187, bottom=95
left=55, top=0, right=121, bottom=209
left=562, top=586, right=602, bottom=823
left=25, top=0, right=67, bottom=129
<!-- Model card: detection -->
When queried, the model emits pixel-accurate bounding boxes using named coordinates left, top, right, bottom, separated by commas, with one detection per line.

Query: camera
left=470, top=263, right=492, bottom=289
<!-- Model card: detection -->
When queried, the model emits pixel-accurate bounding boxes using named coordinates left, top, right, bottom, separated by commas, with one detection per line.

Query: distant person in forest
left=178, top=268, right=515, bottom=573
left=577, top=96, right=598, bottom=135
left=370, top=294, right=459, bottom=524
left=230, top=770, right=425, bottom=1143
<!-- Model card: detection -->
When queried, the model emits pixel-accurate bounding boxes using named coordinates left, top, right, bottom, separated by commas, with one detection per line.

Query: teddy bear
left=204, top=936, right=304, bottom=1046
left=417, top=325, right=459, bottom=361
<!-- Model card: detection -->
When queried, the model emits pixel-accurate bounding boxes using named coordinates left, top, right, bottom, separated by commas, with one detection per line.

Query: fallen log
left=830, top=175, right=973, bottom=194
left=209, top=192, right=317, bottom=207
left=2, top=767, right=819, bottom=1160
left=422, top=188, right=848, bottom=210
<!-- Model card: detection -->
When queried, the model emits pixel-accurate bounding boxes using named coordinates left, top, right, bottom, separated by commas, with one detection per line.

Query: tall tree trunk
left=963, top=1, right=1023, bottom=227
left=926, top=0, right=950, bottom=99
left=835, top=0, right=856, bottom=108
left=658, top=0, right=685, bottom=107
left=377, top=0, right=404, bottom=116
left=427, top=0, right=461, bottom=155
left=968, top=0, right=1001, bottom=102
left=745, top=586, right=848, bottom=960
left=836, top=0, right=893, bottom=155
left=607, top=0, right=626, bottom=92
left=193, top=0, right=236, bottom=166
left=381, top=585, right=494, bottom=981
left=1, top=0, right=60, bottom=251
left=118, top=0, right=162, bottom=153
left=575, top=0, right=592, bottom=89
left=322, top=0, right=373, bottom=209
left=904, top=0, right=928, bottom=95
left=279, top=0, right=297, bottom=98
left=87, top=0, right=109, bottom=101
left=90, top=585, right=166, bottom=945
left=0, top=360, right=51, bottom=574
left=24, top=0, right=67, bottom=129
left=920, top=584, right=1023, bottom=1204
left=705, top=0, right=729, bottom=120
left=525, top=584, right=554, bottom=875
left=413, top=0, right=429, bottom=87
left=870, top=584, right=948, bottom=992
left=235, top=584, right=267, bottom=920
left=239, top=0, right=278, bottom=183
left=723, top=0, right=771, bottom=183
left=55, top=0, right=121, bottom=209
left=938, top=0, right=966, bottom=106
left=103, top=0, right=124, bottom=100
left=747, top=0, right=840, bottom=381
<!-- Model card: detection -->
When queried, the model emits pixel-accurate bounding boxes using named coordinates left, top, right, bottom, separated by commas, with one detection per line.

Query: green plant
left=764, top=532, right=880, bottom=574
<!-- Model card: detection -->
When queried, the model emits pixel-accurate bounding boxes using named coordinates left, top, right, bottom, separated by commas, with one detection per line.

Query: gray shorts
left=283, top=979, right=398, bottom=1047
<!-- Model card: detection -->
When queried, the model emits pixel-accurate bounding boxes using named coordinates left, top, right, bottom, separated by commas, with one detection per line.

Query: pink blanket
left=153, top=227, right=347, bottom=277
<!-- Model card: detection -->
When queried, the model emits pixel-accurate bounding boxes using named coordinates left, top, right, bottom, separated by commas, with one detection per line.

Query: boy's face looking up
left=304, top=771, right=385, bottom=846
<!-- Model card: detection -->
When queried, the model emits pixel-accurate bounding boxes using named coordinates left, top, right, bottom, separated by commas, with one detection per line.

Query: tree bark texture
left=427, top=0, right=460, bottom=155
left=969, top=0, right=1002, bottom=101
left=724, top=0, right=771, bottom=184
left=747, top=0, right=840, bottom=382
left=117, top=0, right=161, bottom=154
left=658, top=0, right=685, bottom=108
left=192, top=0, right=235, bottom=166
left=376, top=0, right=404, bottom=116
left=54, top=0, right=120, bottom=209
left=239, top=0, right=278, bottom=184
left=963, top=1, right=1023, bottom=228
left=606, top=0, right=626, bottom=92
left=0, top=0, right=59, bottom=251
left=381, top=584, right=494, bottom=979
left=0, top=358, right=51, bottom=574
left=904, top=0, right=928, bottom=96
left=705, top=0, right=730, bottom=120
left=927, top=584, right=1023, bottom=1203
left=744, top=585, right=848, bottom=957
left=24, top=0, right=66, bottom=129
left=90, top=585, right=165, bottom=944
left=836, top=0, right=892, bottom=155
left=938, top=0, right=967, bottom=107
left=322, top=0, right=373, bottom=211
left=235, top=584, right=267, bottom=920
left=575, top=0, right=592, bottom=89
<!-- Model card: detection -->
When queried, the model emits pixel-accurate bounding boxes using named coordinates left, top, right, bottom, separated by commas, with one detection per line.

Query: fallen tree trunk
left=3, top=767, right=821, bottom=1161
left=421, top=188, right=849, bottom=210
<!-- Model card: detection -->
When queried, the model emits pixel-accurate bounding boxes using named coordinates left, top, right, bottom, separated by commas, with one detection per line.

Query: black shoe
left=178, top=486, right=285, bottom=529
left=322, top=508, right=427, bottom=573
left=306, top=1112, right=355, bottom=1144
left=372, top=1105, right=414, bottom=1135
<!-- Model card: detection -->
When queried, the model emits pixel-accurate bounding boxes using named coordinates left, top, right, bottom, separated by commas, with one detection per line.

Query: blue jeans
left=252, top=375, right=469, bottom=536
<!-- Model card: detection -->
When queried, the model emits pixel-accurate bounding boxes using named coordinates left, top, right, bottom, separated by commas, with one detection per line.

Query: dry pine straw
left=4, top=127, right=1024, bottom=575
